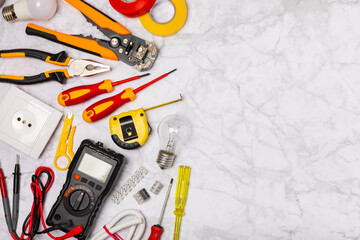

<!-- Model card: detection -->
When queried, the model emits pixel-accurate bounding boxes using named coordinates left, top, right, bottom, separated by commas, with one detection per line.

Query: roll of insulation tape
left=139, top=0, right=187, bottom=36
left=109, top=0, right=156, bottom=18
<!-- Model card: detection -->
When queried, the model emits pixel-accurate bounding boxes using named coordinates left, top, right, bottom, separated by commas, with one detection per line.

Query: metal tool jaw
left=94, top=29, right=158, bottom=71
left=67, top=59, right=111, bottom=77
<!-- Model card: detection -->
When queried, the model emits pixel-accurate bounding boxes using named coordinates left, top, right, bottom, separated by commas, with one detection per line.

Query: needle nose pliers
left=0, top=48, right=110, bottom=85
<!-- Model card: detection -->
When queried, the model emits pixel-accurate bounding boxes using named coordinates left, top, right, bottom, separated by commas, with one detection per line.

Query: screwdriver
left=57, top=73, right=150, bottom=107
left=83, top=69, right=177, bottom=123
left=148, top=178, right=173, bottom=240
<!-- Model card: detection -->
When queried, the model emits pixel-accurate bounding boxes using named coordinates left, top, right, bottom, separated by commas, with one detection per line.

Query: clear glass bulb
left=156, top=115, right=190, bottom=170
left=2, top=0, right=57, bottom=22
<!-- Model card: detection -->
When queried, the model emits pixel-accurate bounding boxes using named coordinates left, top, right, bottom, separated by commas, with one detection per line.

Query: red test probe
left=58, top=73, right=150, bottom=106
left=148, top=178, right=173, bottom=240
left=83, top=69, right=177, bottom=123
left=0, top=160, right=13, bottom=234
left=0, top=163, right=83, bottom=240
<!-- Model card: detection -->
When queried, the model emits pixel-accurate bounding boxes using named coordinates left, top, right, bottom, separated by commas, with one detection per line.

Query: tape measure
left=109, top=96, right=182, bottom=149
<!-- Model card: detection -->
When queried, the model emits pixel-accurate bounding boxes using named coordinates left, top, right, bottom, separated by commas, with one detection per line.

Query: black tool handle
left=0, top=49, right=70, bottom=66
left=0, top=70, right=69, bottom=85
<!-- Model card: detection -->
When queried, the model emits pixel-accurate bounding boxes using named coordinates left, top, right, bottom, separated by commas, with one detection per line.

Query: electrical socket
left=0, top=86, right=62, bottom=159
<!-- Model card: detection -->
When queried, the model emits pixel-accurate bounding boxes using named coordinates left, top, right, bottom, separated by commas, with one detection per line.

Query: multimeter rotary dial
left=64, top=184, right=95, bottom=216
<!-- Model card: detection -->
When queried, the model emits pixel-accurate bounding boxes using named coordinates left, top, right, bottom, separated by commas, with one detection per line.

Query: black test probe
left=12, top=154, right=20, bottom=230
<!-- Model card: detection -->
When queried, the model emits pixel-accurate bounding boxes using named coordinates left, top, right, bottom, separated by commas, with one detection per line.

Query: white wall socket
left=0, top=86, right=62, bottom=159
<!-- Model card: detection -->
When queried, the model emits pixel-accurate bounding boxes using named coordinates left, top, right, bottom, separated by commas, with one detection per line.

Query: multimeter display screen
left=77, top=153, right=112, bottom=183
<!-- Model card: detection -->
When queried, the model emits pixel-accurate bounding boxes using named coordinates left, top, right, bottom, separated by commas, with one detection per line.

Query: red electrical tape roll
left=109, top=0, right=156, bottom=18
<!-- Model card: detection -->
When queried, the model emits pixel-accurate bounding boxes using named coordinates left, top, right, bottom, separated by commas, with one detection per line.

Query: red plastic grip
left=148, top=225, right=164, bottom=240
left=0, top=169, right=8, bottom=198
left=82, top=88, right=135, bottom=123
left=58, top=80, right=114, bottom=106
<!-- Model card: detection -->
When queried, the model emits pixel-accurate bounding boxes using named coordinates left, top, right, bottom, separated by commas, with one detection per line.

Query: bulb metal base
left=157, top=150, right=176, bottom=170
left=2, top=5, right=17, bottom=22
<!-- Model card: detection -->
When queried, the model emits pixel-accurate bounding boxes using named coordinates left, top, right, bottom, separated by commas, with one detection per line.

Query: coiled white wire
left=90, top=209, right=146, bottom=240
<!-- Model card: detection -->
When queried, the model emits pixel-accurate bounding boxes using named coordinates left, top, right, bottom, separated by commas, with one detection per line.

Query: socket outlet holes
left=17, top=117, right=32, bottom=128
left=12, top=110, right=36, bottom=135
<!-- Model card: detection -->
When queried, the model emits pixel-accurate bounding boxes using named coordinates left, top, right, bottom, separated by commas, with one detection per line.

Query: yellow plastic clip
left=173, top=165, right=191, bottom=240
left=54, top=113, right=76, bottom=171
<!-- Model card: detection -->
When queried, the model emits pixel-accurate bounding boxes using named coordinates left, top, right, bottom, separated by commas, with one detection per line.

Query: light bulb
left=2, top=0, right=57, bottom=22
left=156, top=115, right=190, bottom=170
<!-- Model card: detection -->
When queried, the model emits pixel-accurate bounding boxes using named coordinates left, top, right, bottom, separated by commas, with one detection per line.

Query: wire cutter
left=0, top=49, right=110, bottom=85
left=25, top=0, right=158, bottom=72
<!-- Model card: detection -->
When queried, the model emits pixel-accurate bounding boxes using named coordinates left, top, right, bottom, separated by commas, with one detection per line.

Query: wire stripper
left=109, top=96, right=182, bottom=150
left=54, top=113, right=76, bottom=171
left=25, top=0, right=158, bottom=71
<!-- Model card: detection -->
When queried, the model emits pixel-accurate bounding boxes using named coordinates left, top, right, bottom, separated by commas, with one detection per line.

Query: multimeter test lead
left=0, top=160, right=14, bottom=234
left=148, top=178, right=173, bottom=240
left=12, top=155, right=20, bottom=230
left=58, top=73, right=150, bottom=107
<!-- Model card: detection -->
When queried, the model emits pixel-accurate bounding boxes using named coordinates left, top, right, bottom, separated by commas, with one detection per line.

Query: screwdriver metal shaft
left=158, top=178, right=173, bottom=225
left=148, top=178, right=173, bottom=240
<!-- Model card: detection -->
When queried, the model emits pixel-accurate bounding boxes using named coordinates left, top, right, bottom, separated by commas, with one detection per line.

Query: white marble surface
left=1, top=0, right=360, bottom=239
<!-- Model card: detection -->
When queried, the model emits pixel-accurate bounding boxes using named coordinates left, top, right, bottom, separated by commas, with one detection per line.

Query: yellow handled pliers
left=0, top=48, right=110, bottom=85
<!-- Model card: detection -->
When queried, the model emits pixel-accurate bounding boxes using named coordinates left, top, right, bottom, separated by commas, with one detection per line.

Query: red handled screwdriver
left=148, top=178, right=173, bottom=240
left=57, top=73, right=150, bottom=106
left=83, top=69, right=177, bottom=123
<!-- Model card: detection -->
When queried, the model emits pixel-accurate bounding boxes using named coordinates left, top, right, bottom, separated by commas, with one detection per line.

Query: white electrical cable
left=90, top=209, right=146, bottom=240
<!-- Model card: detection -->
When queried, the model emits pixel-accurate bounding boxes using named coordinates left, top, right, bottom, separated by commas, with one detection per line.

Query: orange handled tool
left=83, top=69, right=177, bottom=123
left=58, top=73, right=149, bottom=106
left=25, top=0, right=158, bottom=71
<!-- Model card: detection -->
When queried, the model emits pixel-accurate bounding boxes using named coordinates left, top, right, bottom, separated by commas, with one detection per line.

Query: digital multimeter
left=46, top=139, right=125, bottom=240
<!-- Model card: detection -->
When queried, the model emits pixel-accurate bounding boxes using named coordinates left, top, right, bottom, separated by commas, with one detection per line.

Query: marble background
left=1, top=0, right=360, bottom=239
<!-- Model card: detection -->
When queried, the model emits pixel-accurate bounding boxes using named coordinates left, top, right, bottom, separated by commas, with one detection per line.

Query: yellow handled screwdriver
left=173, top=166, right=190, bottom=240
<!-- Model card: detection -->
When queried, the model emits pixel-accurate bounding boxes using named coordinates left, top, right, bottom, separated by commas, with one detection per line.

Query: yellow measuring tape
left=139, top=0, right=187, bottom=36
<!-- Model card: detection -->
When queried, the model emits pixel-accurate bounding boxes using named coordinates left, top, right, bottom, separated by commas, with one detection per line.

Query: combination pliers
left=0, top=49, right=110, bottom=85
left=25, top=0, right=158, bottom=71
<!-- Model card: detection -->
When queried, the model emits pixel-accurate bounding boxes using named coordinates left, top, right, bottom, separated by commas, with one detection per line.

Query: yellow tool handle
left=54, top=114, right=75, bottom=171
left=173, top=166, right=191, bottom=240
left=67, top=126, right=76, bottom=158
left=173, top=216, right=182, bottom=240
